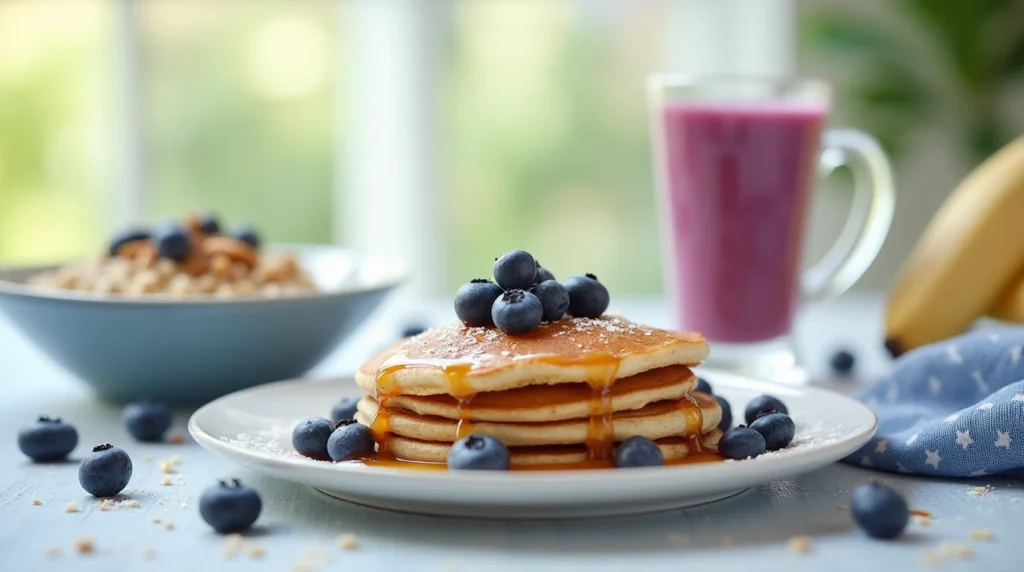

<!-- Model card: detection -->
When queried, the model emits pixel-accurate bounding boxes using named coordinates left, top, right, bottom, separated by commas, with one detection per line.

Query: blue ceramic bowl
left=0, top=245, right=404, bottom=404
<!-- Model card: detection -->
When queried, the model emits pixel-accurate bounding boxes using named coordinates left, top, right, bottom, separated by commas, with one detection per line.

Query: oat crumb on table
left=336, top=534, right=359, bottom=550
left=143, top=548, right=157, bottom=559
left=75, top=538, right=94, bottom=554
left=65, top=502, right=79, bottom=513
left=788, top=536, right=812, bottom=554
left=248, top=546, right=265, bottom=559
left=158, top=460, right=176, bottom=474
left=968, top=485, right=994, bottom=497
left=836, top=504, right=849, bottom=511
left=160, top=476, right=173, bottom=486
left=909, top=508, right=932, bottom=517
left=31, top=498, right=42, bottom=506
left=970, top=529, right=995, bottom=542
left=128, top=499, right=141, bottom=508
left=164, top=520, right=175, bottom=531
left=169, top=435, right=186, bottom=444
left=143, top=455, right=153, bottom=462
left=921, top=542, right=973, bottom=565
left=44, top=547, right=60, bottom=557
left=152, top=518, right=161, bottom=524
left=222, top=534, right=243, bottom=558
left=912, top=514, right=933, bottom=526
left=99, top=498, right=115, bottom=511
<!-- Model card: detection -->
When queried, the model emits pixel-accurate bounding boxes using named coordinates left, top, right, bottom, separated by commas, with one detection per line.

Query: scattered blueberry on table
left=447, top=435, right=511, bottom=471
left=718, top=426, right=767, bottom=460
left=123, top=399, right=173, bottom=443
left=530, top=280, right=569, bottom=322
left=199, top=479, right=262, bottom=534
left=330, top=397, right=359, bottom=423
left=850, top=482, right=908, bottom=540
left=491, top=289, right=544, bottom=335
left=714, top=396, right=732, bottom=431
left=154, top=221, right=193, bottom=262
left=744, top=394, right=789, bottom=425
left=563, top=274, right=610, bottom=319
left=327, top=420, right=375, bottom=462
left=78, top=443, right=132, bottom=497
left=830, top=349, right=856, bottom=375
left=695, top=377, right=713, bottom=395
left=454, top=279, right=504, bottom=327
left=493, top=249, right=537, bottom=290
left=18, top=416, right=78, bottom=462
left=615, top=436, right=664, bottom=468
left=749, top=412, right=795, bottom=451
left=292, top=417, right=334, bottom=460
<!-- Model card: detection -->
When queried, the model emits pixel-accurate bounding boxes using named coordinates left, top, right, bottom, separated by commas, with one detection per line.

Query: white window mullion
left=111, top=0, right=146, bottom=230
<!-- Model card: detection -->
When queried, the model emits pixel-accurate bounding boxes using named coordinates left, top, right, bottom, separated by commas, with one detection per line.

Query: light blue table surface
left=2, top=293, right=1021, bottom=571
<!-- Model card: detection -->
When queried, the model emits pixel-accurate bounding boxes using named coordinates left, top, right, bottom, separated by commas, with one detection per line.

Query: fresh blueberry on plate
left=493, top=249, right=537, bottom=290
left=718, top=427, right=766, bottom=460
left=744, top=394, right=789, bottom=425
left=330, top=398, right=359, bottom=423
left=327, top=420, right=375, bottom=462
left=851, top=482, right=908, bottom=539
left=448, top=435, right=511, bottom=471
left=108, top=228, right=151, bottom=257
left=292, top=417, right=334, bottom=460
left=714, top=396, right=732, bottom=431
left=534, top=263, right=556, bottom=283
left=78, top=444, right=132, bottom=497
left=695, top=377, right=713, bottom=395
left=615, top=436, right=664, bottom=468
left=199, top=479, right=262, bottom=534
left=198, top=212, right=221, bottom=234
left=123, top=399, right=172, bottom=443
left=154, top=221, right=192, bottom=262
left=454, top=279, right=503, bottom=327
left=18, top=416, right=78, bottom=462
left=749, top=412, right=795, bottom=451
left=530, top=280, right=569, bottom=322
left=231, top=225, right=260, bottom=249
left=830, top=349, right=856, bottom=375
left=563, top=274, right=610, bottom=318
left=491, top=289, right=543, bottom=335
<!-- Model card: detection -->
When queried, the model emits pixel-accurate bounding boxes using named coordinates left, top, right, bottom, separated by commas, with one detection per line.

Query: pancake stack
left=354, top=316, right=717, bottom=467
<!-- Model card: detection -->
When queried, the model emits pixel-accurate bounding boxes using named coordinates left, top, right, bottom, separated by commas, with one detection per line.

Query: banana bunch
left=885, top=135, right=1024, bottom=356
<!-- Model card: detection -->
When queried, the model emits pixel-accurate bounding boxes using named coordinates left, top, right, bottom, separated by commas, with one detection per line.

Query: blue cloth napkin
left=843, top=329, right=1024, bottom=477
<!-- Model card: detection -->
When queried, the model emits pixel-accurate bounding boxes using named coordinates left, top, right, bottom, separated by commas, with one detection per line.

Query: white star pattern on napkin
left=995, top=431, right=1012, bottom=448
left=875, top=440, right=888, bottom=454
left=955, top=430, right=974, bottom=449
left=924, top=450, right=942, bottom=469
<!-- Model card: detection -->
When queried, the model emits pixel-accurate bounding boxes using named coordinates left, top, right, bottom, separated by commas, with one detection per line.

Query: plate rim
left=188, top=369, right=878, bottom=485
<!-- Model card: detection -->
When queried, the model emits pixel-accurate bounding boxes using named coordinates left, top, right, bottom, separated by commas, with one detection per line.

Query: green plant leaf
left=1004, top=33, right=1024, bottom=74
left=801, top=16, right=896, bottom=56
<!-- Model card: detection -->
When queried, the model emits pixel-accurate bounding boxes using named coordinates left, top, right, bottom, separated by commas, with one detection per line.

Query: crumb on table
left=31, top=498, right=42, bottom=506
left=249, top=546, right=265, bottom=559
left=75, top=538, right=94, bottom=554
left=164, top=521, right=175, bottom=531
left=970, top=529, right=995, bottom=542
left=223, top=534, right=243, bottom=558
left=44, top=547, right=60, bottom=557
left=336, top=534, right=358, bottom=550
left=921, top=542, right=973, bottom=565
left=968, top=485, right=994, bottom=497
left=160, top=476, right=173, bottom=486
left=911, top=514, right=933, bottom=527
left=909, top=509, right=932, bottom=517
left=65, top=502, right=79, bottom=513
left=788, top=536, right=812, bottom=554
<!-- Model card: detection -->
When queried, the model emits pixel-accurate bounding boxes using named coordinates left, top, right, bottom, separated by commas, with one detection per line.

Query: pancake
left=354, top=317, right=709, bottom=396
left=384, top=364, right=697, bottom=422
left=382, top=430, right=724, bottom=466
left=355, top=391, right=721, bottom=447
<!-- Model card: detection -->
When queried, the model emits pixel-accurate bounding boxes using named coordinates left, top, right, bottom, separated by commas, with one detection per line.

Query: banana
left=885, top=135, right=1024, bottom=356
left=990, top=272, right=1024, bottom=323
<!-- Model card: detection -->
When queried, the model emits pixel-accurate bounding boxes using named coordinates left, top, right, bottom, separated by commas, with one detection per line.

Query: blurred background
left=2, top=0, right=1023, bottom=300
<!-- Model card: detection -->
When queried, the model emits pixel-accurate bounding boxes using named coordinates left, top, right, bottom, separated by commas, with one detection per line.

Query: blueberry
left=695, top=377, right=713, bottom=395
left=743, top=394, right=789, bottom=425
left=534, top=263, right=556, bottom=283
left=749, top=412, right=795, bottom=451
left=718, top=427, right=766, bottom=460
left=491, top=289, right=543, bottom=335
left=291, top=417, right=334, bottom=460
left=493, top=249, right=537, bottom=290
left=199, top=479, right=262, bottom=534
left=198, top=212, right=220, bottom=234
left=530, top=280, right=569, bottom=322
left=447, top=434, right=511, bottom=470
left=18, top=416, right=78, bottom=462
left=231, top=225, right=260, bottom=249
left=563, top=274, right=610, bottom=318
left=78, top=444, right=132, bottom=497
left=330, top=397, right=359, bottom=423
left=615, top=436, right=664, bottom=468
left=714, top=396, right=733, bottom=431
left=327, top=420, right=375, bottom=461
left=108, top=228, right=151, bottom=257
left=123, top=399, right=172, bottom=443
left=454, top=279, right=503, bottom=327
left=154, top=221, right=192, bottom=262
left=851, top=483, right=909, bottom=540
left=830, top=349, right=856, bottom=375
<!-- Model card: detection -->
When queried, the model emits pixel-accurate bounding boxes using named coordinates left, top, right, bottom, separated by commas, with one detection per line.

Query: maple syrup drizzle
left=347, top=449, right=724, bottom=471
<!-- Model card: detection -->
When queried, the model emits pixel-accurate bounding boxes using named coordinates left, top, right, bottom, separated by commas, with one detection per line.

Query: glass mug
left=647, top=76, right=895, bottom=382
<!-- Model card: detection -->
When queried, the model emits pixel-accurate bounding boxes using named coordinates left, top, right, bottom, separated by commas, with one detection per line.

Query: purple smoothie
left=655, top=102, right=827, bottom=343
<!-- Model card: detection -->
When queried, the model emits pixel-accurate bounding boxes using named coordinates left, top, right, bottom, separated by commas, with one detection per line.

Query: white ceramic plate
left=189, top=370, right=876, bottom=518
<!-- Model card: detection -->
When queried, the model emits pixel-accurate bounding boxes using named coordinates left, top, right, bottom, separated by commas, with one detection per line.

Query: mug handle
left=801, top=129, right=896, bottom=301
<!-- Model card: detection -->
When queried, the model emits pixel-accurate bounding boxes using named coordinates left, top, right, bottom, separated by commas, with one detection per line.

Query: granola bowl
left=0, top=245, right=404, bottom=404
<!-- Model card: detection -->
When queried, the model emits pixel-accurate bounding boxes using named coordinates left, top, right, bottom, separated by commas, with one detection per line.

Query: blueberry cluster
left=700, top=386, right=796, bottom=461
left=291, top=417, right=375, bottom=462
left=109, top=212, right=260, bottom=262
left=454, top=249, right=610, bottom=335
